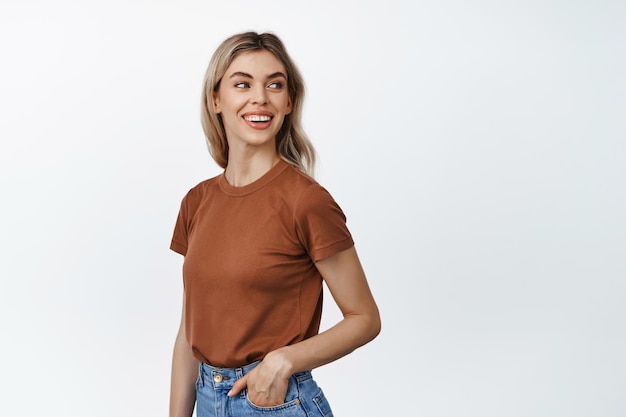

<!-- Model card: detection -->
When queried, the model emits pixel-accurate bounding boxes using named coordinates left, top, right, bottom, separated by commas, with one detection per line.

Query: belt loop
left=197, top=362, right=204, bottom=387
left=236, top=367, right=245, bottom=398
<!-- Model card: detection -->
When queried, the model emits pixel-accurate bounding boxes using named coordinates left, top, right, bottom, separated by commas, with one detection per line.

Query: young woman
left=169, top=32, right=381, bottom=417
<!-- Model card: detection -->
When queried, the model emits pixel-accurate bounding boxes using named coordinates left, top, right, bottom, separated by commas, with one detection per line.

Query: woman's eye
left=234, top=82, right=249, bottom=88
left=268, top=82, right=283, bottom=89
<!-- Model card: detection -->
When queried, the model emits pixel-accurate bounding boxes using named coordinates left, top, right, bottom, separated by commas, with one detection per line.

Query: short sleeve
left=294, top=184, right=354, bottom=262
left=170, top=193, right=192, bottom=256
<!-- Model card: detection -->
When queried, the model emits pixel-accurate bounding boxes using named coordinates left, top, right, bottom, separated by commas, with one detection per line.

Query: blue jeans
left=196, top=361, right=334, bottom=417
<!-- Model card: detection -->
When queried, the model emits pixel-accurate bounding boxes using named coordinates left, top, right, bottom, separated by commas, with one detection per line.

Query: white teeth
left=244, top=115, right=272, bottom=122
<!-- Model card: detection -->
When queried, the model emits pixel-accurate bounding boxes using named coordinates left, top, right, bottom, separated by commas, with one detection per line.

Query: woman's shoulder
left=280, top=161, right=320, bottom=190
left=278, top=163, right=342, bottom=209
left=179, top=174, right=221, bottom=205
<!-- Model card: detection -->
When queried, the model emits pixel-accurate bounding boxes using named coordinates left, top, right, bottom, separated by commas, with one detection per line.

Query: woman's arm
left=169, top=292, right=199, bottom=417
left=279, top=245, right=381, bottom=369
left=228, top=246, right=381, bottom=405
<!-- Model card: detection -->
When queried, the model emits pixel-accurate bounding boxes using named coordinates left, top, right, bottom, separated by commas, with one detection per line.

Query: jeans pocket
left=245, top=392, right=305, bottom=414
left=312, top=387, right=333, bottom=417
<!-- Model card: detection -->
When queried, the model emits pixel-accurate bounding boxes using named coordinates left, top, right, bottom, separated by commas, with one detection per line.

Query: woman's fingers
left=227, top=364, right=289, bottom=406
left=227, top=374, right=248, bottom=397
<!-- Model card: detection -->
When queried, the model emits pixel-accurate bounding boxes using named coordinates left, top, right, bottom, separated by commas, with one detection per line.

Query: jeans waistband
left=197, top=361, right=312, bottom=391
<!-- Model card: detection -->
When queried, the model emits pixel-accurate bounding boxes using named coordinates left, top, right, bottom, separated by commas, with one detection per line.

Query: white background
left=1, top=0, right=625, bottom=416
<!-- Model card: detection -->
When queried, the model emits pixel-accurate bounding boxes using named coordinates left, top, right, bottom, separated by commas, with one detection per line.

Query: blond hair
left=200, top=32, right=316, bottom=175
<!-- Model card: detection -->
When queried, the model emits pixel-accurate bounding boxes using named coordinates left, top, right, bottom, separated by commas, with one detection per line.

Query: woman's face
left=213, top=50, right=292, bottom=153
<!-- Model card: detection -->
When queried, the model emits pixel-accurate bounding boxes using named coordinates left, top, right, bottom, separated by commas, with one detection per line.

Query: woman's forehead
left=225, top=50, right=287, bottom=78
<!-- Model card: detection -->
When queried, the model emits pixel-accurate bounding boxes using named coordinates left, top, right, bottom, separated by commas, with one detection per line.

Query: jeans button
left=213, top=373, right=223, bottom=383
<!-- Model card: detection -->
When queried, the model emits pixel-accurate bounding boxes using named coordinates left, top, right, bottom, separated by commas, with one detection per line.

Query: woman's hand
left=227, top=350, right=293, bottom=407
left=228, top=246, right=381, bottom=407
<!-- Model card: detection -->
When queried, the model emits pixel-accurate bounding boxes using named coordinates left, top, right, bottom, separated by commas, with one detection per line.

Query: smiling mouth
left=243, top=115, right=272, bottom=122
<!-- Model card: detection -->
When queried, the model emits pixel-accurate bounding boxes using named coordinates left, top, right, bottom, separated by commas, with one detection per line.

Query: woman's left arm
left=228, top=246, right=381, bottom=405
left=284, top=245, right=382, bottom=368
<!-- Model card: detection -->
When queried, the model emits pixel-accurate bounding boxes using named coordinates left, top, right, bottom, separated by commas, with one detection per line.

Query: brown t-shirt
left=170, top=160, right=354, bottom=367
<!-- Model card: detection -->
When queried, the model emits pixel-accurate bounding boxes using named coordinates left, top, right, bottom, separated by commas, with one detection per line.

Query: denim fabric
left=196, top=361, right=334, bottom=417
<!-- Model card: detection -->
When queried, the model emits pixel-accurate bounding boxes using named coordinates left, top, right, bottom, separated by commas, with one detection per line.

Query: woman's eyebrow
left=229, top=71, right=253, bottom=79
left=228, top=71, right=287, bottom=80
left=267, top=71, right=287, bottom=80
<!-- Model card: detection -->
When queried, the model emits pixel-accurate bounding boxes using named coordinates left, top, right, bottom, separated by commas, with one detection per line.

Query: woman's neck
left=224, top=147, right=280, bottom=187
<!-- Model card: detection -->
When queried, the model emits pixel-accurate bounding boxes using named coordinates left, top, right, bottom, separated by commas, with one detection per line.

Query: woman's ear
left=286, top=95, right=293, bottom=115
left=213, top=93, right=221, bottom=114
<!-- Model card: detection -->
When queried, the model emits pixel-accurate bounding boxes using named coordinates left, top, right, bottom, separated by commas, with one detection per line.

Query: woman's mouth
left=243, top=113, right=273, bottom=130
left=244, top=114, right=272, bottom=122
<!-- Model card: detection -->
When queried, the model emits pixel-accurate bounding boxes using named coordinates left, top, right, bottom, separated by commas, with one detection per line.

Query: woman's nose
left=251, top=86, right=268, bottom=105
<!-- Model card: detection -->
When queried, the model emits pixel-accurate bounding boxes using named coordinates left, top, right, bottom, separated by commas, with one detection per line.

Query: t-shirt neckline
left=218, top=159, right=290, bottom=197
